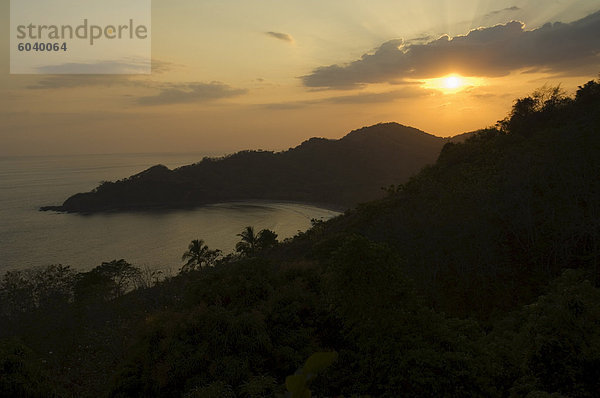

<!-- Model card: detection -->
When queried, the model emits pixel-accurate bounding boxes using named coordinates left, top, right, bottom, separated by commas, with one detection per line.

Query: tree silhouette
left=257, top=229, right=278, bottom=250
left=181, top=239, right=221, bottom=272
left=499, top=84, right=570, bottom=134
left=74, top=259, right=141, bottom=301
left=97, top=259, right=142, bottom=297
left=236, top=226, right=259, bottom=256
left=235, top=226, right=278, bottom=256
left=576, top=78, right=600, bottom=103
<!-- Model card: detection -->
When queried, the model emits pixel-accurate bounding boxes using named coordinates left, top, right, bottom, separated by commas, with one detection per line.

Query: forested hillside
left=42, top=123, right=446, bottom=213
left=3, top=78, right=600, bottom=397
left=315, top=81, right=600, bottom=318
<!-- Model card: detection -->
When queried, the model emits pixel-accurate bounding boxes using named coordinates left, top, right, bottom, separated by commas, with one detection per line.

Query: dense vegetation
left=3, top=78, right=600, bottom=397
left=40, top=123, right=447, bottom=213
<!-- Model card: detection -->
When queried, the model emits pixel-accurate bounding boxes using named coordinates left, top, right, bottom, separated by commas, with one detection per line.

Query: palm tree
left=181, top=239, right=221, bottom=272
left=236, top=226, right=278, bottom=256
left=236, top=226, right=259, bottom=256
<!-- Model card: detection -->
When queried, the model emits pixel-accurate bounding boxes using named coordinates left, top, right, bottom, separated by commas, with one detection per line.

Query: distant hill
left=41, top=123, right=453, bottom=213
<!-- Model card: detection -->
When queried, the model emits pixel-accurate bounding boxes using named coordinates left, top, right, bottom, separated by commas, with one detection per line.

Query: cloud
left=137, top=82, right=247, bottom=105
left=465, top=86, right=514, bottom=100
left=23, top=60, right=246, bottom=106
left=406, top=34, right=434, bottom=44
left=484, top=6, right=520, bottom=18
left=262, top=86, right=434, bottom=110
left=28, top=75, right=132, bottom=89
left=302, top=10, right=600, bottom=89
left=150, top=59, right=174, bottom=74
left=323, top=87, right=433, bottom=104
left=265, top=31, right=294, bottom=43
left=35, top=59, right=150, bottom=74
left=28, top=59, right=174, bottom=89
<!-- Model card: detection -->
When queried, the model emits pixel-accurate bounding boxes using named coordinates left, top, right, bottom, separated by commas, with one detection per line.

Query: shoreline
left=40, top=199, right=348, bottom=215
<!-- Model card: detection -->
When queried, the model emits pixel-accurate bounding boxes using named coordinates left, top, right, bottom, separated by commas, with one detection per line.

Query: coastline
left=40, top=198, right=348, bottom=215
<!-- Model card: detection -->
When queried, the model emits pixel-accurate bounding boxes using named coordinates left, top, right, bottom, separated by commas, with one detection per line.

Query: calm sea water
left=0, top=153, right=340, bottom=273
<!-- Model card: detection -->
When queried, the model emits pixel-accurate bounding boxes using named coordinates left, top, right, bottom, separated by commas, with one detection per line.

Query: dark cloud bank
left=302, top=10, right=600, bottom=89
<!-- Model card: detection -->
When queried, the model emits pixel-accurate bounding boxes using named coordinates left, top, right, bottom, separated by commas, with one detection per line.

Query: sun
left=421, top=74, right=483, bottom=94
left=444, top=75, right=462, bottom=89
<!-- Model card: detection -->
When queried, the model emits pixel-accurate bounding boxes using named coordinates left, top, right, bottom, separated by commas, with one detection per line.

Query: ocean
left=0, top=153, right=340, bottom=273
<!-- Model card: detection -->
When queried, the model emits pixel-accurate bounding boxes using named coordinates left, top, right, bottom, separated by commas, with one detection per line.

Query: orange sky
left=1, top=0, right=599, bottom=156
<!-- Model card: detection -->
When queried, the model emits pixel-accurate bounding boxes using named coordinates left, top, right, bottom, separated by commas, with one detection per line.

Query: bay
left=0, top=153, right=340, bottom=273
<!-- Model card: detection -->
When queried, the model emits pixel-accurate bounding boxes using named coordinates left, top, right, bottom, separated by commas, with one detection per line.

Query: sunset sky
left=1, top=0, right=599, bottom=156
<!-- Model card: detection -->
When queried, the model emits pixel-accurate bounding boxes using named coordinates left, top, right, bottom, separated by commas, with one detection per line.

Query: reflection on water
left=0, top=154, right=340, bottom=272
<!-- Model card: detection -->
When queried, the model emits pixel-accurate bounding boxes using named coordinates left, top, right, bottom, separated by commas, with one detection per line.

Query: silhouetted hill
left=41, top=123, right=448, bottom=213
left=294, top=79, right=600, bottom=318
left=6, top=79, right=600, bottom=398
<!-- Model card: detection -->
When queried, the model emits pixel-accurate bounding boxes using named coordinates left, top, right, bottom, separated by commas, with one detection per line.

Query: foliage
left=75, top=259, right=142, bottom=301
left=183, top=381, right=235, bottom=398
left=285, top=351, right=338, bottom=398
left=235, top=226, right=279, bottom=257
left=0, top=339, right=57, bottom=397
left=239, top=375, right=278, bottom=397
left=319, top=235, right=494, bottom=397
left=487, top=269, right=600, bottom=397
left=0, top=265, right=76, bottom=315
left=497, top=84, right=570, bottom=134
left=181, top=239, right=222, bottom=272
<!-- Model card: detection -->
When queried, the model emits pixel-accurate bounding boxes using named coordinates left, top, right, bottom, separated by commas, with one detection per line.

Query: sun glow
left=422, top=74, right=484, bottom=93
left=444, top=75, right=462, bottom=89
